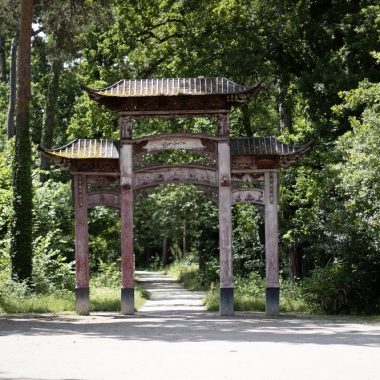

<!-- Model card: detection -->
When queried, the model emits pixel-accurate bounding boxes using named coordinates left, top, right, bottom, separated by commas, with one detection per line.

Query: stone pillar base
left=266, top=287, right=280, bottom=316
left=76, top=287, right=90, bottom=316
left=121, top=287, right=135, bottom=315
left=220, top=287, right=234, bottom=316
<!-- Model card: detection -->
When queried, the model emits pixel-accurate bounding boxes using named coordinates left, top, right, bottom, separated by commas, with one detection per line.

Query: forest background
left=0, top=0, right=379, bottom=314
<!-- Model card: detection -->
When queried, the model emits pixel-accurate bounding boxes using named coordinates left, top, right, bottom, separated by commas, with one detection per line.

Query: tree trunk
left=240, top=103, right=253, bottom=136
left=10, top=0, right=33, bottom=283
left=40, top=57, right=62, bottom=182
left=0, top=35, right=6, bottom=82
left=278, top=80, right=293, bottom=134
left=289, top=243, right=304, bottom=280
left=6, top=36, right=18, bottom=139
left=182, top=219, right=187, bottom=257
left=161, top=236, right=168, bottom=266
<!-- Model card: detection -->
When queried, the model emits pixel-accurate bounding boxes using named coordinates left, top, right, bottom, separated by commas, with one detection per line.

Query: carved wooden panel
left=231, top=172, right=265, bottom=189
left=134, top=134, right=218, bottom=154
left=71, top=158, right=119, bottom=173
left=134, top=165, right=217, bottom=190
left=232, top=189, right=264, bottom=205
left=88, top=192, right=120, bottom=209
left=87, top=175, right=120, bottom=185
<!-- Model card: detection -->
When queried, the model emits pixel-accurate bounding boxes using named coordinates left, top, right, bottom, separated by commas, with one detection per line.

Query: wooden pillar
left=217, top=113, right=234, bottom=316
left=264, top=171, right=280, bottom=316
left=73, top=174, right=89, bottom=315
left=120, top=115, right=134, bottom=314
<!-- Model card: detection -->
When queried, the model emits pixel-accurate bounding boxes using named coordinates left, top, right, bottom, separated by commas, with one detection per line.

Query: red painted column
left=73, top=174, right=89, bottom=315
left=217, top=113, right=234, bottom=316
left=264, top=171, right=280, bottom=316
left=120, top=115, right=134, bottom=314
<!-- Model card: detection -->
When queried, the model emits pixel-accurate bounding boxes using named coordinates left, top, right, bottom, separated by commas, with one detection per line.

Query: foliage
left=205, top=271, right=310, bottom=313
left=0, top=272, right=75, bottom=313
left=88, top=207, right=120, bottom=272
left=32, top=231, right=75, bottom=293
left=91, top=261, right=120, bottom=288
left=168, top=260, right=210, bottom=291
left=232, top=204, right=265, bottom=277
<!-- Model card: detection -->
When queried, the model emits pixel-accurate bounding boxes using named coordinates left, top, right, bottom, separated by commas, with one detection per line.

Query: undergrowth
left=168, top=261, right=311, bottom=313
left=0, top=262, right=149, bottom=313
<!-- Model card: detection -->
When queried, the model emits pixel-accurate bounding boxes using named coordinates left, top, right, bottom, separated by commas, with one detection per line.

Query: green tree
left=10, top=0, right=33, bottom=282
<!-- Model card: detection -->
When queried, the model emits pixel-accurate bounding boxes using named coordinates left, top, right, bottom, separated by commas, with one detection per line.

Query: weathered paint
left=134, top=165, right=218, bottom=190
left=218, top=141, right=233, bottom=289
left=217, top=113, right=233, bottom=316
left=86, top=175, right=120, bottom=184
left=119, top=119, right=135, bottom=314
left=135, top=135, right=209, bottom=153
left=217, top=113, right=229, bottom=136
left=264, top=171, right=280, bottom=315
left=73, top=174, right=89, bottom=315
left=231, top=172, right=265, bottom=185
left=87, top=192, right=120, bottom=209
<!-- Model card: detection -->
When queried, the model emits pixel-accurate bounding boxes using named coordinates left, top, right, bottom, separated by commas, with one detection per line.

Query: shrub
left=91, top=261, right=120, bottom=288
left=303, top=259, right=380, bottom=314
left=32, top=231, right=75, bottom=293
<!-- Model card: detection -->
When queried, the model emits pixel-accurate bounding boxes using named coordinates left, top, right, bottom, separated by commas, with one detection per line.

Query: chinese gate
left=39, top=77, right=311, bottom=316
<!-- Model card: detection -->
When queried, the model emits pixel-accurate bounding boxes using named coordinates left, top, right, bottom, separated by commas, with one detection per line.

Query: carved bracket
left=217, top=113, right=229, bottom=136
left=120, top=116, right=133, bottom=139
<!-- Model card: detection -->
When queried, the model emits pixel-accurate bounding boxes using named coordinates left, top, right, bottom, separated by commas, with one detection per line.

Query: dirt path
left=0, top=272, right=379, bottom=380
left=136, top=270, right=206, bottom=315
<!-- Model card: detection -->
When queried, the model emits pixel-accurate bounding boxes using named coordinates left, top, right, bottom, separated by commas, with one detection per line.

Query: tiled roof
left=39, top=139, right=119, bottom=159
left=39, top=137, right=311, bottom=164
left=230, top=137, right=312, bottom=156
left=82, top=77, right=259, bottom=97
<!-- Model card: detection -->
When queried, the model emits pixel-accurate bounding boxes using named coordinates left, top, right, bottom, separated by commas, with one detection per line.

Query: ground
left=0, top=271, right=379, bottom=380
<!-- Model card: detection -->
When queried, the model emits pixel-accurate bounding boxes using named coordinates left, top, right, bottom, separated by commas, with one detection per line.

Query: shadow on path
left=1, top=312, right=379, bottom=347
left=1, top=271, right=379, bottom=347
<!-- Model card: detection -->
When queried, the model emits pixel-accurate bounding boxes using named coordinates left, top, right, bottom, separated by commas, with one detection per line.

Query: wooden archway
left=40, top=77, right=311, bottom=316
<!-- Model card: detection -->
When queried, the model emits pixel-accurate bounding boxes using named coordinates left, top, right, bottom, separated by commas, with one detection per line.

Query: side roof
left=39, top=136, right=312, bottom=170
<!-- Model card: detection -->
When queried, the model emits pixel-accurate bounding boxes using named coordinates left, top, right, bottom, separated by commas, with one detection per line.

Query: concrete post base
left=266, top=287, right=280, bottom=316
left=121, top=287, right=135, bottom=315
left=76, top=287, right=90, bottom=315
left=220, top=287, right=234, bottom=316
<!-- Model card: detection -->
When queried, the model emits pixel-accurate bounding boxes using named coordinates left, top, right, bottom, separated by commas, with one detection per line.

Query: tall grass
left=168, top=261, right=311, bottom=312
left=0, top=271, right=148, bottom=314
left=167, top=261, right=209, bottom=291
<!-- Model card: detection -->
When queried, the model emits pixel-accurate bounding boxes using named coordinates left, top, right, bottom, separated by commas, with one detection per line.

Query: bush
left=32, top=231, right=75, bottom=293
left=302, top=260, right=380, bottom=314
left=91, top=261, right=120, bottom=288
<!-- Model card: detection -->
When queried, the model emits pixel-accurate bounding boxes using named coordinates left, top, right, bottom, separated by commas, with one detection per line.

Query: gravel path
left=136, top=270, right=206, bottom=314
left=0, top=271, right=379, bottom=380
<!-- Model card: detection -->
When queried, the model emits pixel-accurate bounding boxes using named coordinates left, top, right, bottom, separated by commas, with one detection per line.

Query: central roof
left=84, top=77, right=258, bottom=97
left=81, top=77, right=261, bottom=115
